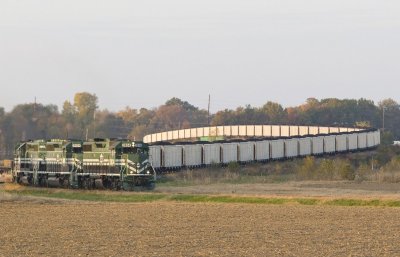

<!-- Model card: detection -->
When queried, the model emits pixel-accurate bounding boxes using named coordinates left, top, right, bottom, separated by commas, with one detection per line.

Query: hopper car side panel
left=312, top=137, right=324, bottom=155
left=324, top=136, right=336, bottom=153
left=358, top=133, right=367, bottom=149
left=335, top=134, right=348, bottom=152
left=203, top=144, right=221, bottom=165
left=255, top=141, right=270, bottom=161
left=254, top=126, right=263, bottom=137
left=263, top=125, right=272, bottom=137
left=298, top=138, right=312, bottom=156
left=289, top=126, right=299, bottom=137
left=367, top=132, right=375, bottom=148
left=375, top=130, right=381, bottom=145
left=284, top=139, right=298, bottom=158
left=246, top=125, right=255, bottom=137
left=319, top=127, right=329, bottom=134
left=238, top=142, right=254, bottom=162
left=347, top=133, right=358, bottom=151
left=223, top=126, right=232, bottom=137
left=149, top=146, right=162, bottom=169
left=281, top=126, right=290, bottom=137
left=271, top=126, right=281, bottom=137
left=270, top=140, right=284, bottom=159
left=309, top=126, right=319, bottom=135
left=221, top=143, right=238, bottom=164
left=299, top=126, right=309, bottom=136
left=183, top=145, right=203, bottom=167
left=330, top=127, right=340, bottom=133
left=239, top=126, right=247, bottom=136
left=162, top=145, right=183, bottom=168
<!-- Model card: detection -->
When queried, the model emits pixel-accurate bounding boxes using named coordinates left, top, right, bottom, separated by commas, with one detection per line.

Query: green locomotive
left=12, top=138, right=156, bottom=190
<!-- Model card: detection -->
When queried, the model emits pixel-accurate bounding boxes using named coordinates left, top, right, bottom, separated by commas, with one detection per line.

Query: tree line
left=0, top=92, right=399, bottom=158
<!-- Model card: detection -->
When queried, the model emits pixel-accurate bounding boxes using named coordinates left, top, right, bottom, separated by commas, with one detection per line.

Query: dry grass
left=0, top=173, right=12, bottom=183
left=1, top=201, right=400, bottom=257
left=2, top=182, right=23, bottom=191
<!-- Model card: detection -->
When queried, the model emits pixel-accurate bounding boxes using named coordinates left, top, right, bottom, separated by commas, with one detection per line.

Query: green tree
left=165, top=97, right=198, bottom=112
left=262, top=101, right=286, bottom=124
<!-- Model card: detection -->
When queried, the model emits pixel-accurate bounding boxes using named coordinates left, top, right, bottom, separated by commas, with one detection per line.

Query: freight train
left=146, top=125, right=381, bottom=170
left=11, top=125, right=381, bottom=189
left=12, top=138, right=156, bottom=190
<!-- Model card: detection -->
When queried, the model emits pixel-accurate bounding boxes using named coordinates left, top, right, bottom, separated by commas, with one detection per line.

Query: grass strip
left=170, top=195, right=292, bottom=204
left=6, top=189, right=166, bottom=202
left=3, top=187, right=400, bottom=207
left=324, top=199, right=400, bottom=207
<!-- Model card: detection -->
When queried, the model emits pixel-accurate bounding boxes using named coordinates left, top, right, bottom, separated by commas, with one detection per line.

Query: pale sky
left=1, top=0, right=399, bottom=113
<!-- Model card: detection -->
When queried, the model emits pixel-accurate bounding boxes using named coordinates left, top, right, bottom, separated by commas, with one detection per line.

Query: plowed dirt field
left=1, top=195, right=400, bottom=257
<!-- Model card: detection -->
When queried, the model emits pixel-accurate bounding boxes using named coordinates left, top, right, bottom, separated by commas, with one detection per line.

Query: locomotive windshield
left=73, top=146, right=82, bottom=153
left=122, top=147, right=137, bottom=154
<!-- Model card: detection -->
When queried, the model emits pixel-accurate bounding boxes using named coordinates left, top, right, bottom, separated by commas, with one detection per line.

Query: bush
left=296, top=156, right=316, bottom=180
left=339, top=162, right=355, bottom=180
left=316, top=159, right=335, bottom=180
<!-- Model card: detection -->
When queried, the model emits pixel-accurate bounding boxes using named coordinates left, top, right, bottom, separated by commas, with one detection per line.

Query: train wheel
left=146, top=181, right=155, bottom=190
left=59, top=177, right=65, bottom=187
left=85, top=178, right=91, bottom=189
left=27, top=175, right=33, bottom=185
left=38, top=175, right=45, bottom=187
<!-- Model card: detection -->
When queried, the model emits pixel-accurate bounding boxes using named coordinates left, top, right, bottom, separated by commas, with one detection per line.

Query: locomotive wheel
left=59, top=177, right=70, bottom=188
left=27, top=175, right=33, bottom=185
left=146, top=181, right=155, bottom=190
left=59, top=177, right=64, bottom=187
left=112, top=179, right=121, bottom=190
left=84, top=178, right=90, bottom=189
left=38, top=175, right=46, bottom=187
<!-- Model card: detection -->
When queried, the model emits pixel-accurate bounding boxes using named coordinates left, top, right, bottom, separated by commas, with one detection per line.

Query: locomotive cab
left=13, top=140, right=46, bottom=185
left=113, top=140, right=155, bottom=190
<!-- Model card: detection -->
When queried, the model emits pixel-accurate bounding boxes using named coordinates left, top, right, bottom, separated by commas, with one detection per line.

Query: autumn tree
left=74, top=92, right=98, bottom=124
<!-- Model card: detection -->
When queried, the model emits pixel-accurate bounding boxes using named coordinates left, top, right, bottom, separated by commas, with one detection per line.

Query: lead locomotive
left=12, top=138, right=156, bottom=190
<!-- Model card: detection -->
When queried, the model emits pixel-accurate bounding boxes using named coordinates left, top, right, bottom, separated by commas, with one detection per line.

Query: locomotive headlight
left=147, top=171, right=150, bottom=174
left=130, top=171, right=133, bottom=174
